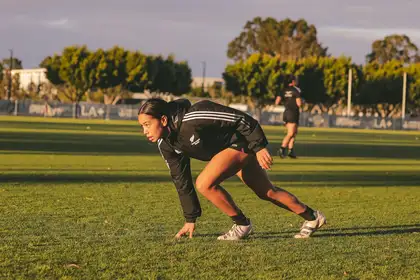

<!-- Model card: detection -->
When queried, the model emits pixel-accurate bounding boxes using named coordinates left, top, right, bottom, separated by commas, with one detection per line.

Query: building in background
left=10, top=68, right=48, bottom=90
left=191, top=77, right=224, bottom=91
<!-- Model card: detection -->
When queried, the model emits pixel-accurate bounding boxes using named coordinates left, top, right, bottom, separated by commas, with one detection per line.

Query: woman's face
left=138, top=113, right=167, bottom=143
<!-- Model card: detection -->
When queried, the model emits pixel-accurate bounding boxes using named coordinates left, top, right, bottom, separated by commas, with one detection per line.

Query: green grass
left=0, top=116, right=419, bottom=280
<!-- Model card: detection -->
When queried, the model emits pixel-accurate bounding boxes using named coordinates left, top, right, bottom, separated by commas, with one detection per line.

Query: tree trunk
left=85, top=90, right=92, bottom=103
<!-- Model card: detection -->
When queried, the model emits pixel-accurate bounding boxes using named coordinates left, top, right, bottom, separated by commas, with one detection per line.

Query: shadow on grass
left=268, top=142, right=420, bottom=159
left=192, top=226, right=420, bottom=240
left=314, top=227, right=420, bottom=237
left=0, top=174, right=171, bottom=184
left=0, top=120, right=138, bottom=133
left=0, top=131, right=155, bottom=155
left=251, top=224, right=420, bottom=239
left=1, top=128, right=420, bottom=158
left=267, top=171, right=420, bottom=187
left=1, top=171, right=419, bottom=187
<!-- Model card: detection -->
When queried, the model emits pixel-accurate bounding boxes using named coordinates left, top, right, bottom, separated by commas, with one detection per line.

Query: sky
left=1, top=0, right=419, bottom=77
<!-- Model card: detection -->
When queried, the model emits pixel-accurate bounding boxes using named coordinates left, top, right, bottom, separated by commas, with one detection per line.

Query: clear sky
left=1, top=0, right=419, bottom=77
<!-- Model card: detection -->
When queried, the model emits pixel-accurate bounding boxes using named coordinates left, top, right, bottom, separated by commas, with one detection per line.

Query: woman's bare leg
left=196, top=148, right=255, bottom=240
left=236, top=155, right=311, bottom=216
left=195, top=148, right=250, bottom=216
left=287, top=124, right=298, bottom=150
left=281, top=123, right=296, bottom=148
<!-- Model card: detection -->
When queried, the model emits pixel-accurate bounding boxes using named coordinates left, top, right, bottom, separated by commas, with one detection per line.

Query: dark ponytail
left=138, top=98, right=169, bottom=119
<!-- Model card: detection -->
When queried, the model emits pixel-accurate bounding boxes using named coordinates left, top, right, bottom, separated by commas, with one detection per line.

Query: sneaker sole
left=217, top=227, right=253, bottom=241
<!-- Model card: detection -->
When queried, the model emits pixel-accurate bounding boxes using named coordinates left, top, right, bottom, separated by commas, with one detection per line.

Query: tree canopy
left=227, top=17, right=328, bottom=61
left=366, top=34, right=419, bottom=64
left=40, top=45, right=192, bottom=103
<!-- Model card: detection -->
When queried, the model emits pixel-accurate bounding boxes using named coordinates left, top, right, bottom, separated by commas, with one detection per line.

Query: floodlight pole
left=7, top=49, right=14, bottom=100
left=201, top=61, right=206, bottom=95
left=402, top=72, right=407, bottom=120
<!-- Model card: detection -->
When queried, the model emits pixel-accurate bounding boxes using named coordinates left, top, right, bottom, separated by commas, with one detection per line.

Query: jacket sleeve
left=188, top=101, right=268, bottom=153
left=157, top=139, right=201, bottom=223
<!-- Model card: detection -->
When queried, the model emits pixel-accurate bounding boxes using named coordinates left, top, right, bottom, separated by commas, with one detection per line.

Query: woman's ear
left=161, top=115, right=168, bottom=127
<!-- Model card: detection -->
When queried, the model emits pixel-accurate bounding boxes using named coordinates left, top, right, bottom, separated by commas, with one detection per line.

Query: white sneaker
left=217, top=222, right=253, bottom=241
left=294, top=210, right=327, bottom=239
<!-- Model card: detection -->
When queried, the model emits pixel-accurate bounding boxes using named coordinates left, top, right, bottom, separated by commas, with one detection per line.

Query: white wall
left=10, top=68, right=49, bottom=90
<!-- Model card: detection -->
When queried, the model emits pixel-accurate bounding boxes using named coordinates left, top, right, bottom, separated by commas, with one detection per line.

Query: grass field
left=0, top=116, right=419, bottom=280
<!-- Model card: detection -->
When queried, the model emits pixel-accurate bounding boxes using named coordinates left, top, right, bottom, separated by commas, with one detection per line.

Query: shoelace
left=225, top=224, right=239, bottom=237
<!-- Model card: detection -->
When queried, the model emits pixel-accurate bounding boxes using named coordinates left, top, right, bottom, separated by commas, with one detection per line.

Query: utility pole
left=7, top=49, right=14, bottom=100
left=347, top=68, right=352, bottom=117
left=402, top=72, right=407, bottom=119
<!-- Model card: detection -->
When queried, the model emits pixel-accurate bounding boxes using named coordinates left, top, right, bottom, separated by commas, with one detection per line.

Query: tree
left=0, top=65, right=6, bottom=99
left=146, top=55, right=192, bottom=95
left=0, top=62, right=3, bottom=83
left=22, top=81, right=42, bottom=100
left=126, top=51, right=149, bottom=92
left=227, top=17, right=328, bottom=61
left=58, top=45, right=91, bottom=102
left=173, top=61, right=192, bottom=95
left=38, top=82, right=60, bottom=102
left=95, top=46, right=129, bottom=104
left=366, top=34, right=419, bottom=64
left=224, top=55, right=362, bottom=114
left=224, top=54, right=279, bottom=111
left=40, top=55, right=64, bottom=85
left=354, top=60, right=406, bottom=117
left=96, top=46, right=128, bottom=89
left=39, top=45, right=193, bottom=103
left=405, top=64, right=420, bottom=108
left=318, top=56, right=361, bottom=108
left=81, top=48, right=105, bottom=102
left=357, top=60, right=404, bottom=105
left=0, top=58, right=22, bottom=99
left=0, top=72, right=21, bottom=100
left=2, top=57, right=23, bottom=69
left=294, top=58, right=326, bottom=104
left=147, top=55, right=175, bottom=93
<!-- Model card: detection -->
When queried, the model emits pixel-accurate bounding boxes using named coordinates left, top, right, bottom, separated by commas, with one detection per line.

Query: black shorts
left=283, top=111, right=299, bottom=124
left=229, top=140, right=253, bottom=154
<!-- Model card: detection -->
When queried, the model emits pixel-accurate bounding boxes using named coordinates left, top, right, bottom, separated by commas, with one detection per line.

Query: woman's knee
left=195, top=176, right=212, bottom=193
left=266, top=189, right=278, bottom=200
left=286, top=130, right=295, bottom=137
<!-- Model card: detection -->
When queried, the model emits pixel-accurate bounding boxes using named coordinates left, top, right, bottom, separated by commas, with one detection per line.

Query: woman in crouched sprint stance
left=138, top=98, right=326, bottom=240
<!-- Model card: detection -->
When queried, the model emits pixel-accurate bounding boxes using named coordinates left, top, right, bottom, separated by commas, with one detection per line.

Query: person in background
left=275, top=75, right=303, bottom=159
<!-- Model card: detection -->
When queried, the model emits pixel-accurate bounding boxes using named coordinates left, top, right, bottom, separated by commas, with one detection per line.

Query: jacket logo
left=285, top=91, right=293, bottom=97
left=190, top=134, right=201, bottom=146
